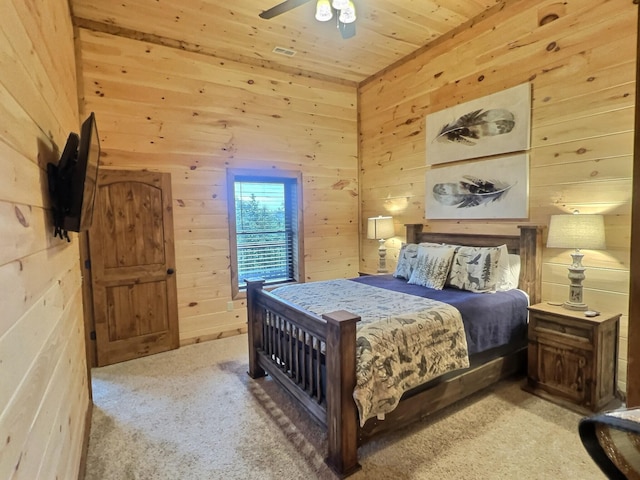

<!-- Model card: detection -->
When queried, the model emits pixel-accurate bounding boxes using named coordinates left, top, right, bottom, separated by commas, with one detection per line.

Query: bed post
left=518, top=225, right=544, bottom=305
left=323, top=310, right=362, bottom=477
left=246, top=278, right=266, bottom=379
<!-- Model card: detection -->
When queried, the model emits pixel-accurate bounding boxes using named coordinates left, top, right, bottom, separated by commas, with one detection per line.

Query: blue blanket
left=350, top=275, right=528, bottom=355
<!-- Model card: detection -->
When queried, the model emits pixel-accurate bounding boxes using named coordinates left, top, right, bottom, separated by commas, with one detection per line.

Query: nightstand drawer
left=532, top=314, right=593, bottom=345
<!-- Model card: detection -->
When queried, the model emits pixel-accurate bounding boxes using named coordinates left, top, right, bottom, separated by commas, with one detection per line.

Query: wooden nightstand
left=524, top=302, right=620, bottom=414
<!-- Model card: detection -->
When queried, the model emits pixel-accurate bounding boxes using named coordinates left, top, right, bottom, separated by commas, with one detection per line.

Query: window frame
left=227, top=168, right=304, bottom=299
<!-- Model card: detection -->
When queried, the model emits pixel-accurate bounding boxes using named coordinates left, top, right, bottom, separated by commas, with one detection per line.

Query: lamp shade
left=547, top=213, right=606, bottom=250
left=367, top=216, right=394, bottom=240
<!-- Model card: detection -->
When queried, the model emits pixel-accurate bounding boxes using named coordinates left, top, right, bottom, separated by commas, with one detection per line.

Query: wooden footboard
left=246, top=279, right=362, bottom=475
left=246, top=224, right=543, bottom=478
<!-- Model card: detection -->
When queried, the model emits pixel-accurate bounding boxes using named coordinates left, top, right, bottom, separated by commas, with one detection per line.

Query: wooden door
left=88, top=169, right=179, bottom=366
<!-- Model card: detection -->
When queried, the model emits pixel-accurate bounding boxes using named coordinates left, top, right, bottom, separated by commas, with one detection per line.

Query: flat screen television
left=47, top=112, right=101, bottom=241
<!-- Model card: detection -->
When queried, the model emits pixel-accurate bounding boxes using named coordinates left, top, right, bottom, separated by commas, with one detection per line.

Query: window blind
left=234, top=180, right=294, bottom=286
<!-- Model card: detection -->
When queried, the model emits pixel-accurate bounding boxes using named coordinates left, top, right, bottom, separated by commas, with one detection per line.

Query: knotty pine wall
left=0, top=1, right=91, bottom=479
left=76, top=28, right=359, bottom=345
left=359, top=0, right=636, bottom=391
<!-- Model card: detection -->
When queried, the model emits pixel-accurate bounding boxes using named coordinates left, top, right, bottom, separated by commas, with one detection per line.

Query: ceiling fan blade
left=339, top=21, right=356, bottom=39
left=259, top=0, right=313, bottom=19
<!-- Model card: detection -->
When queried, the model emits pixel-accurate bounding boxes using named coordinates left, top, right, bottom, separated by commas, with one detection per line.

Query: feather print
left=432, top=175, right=515, bottom=208
left=435, top=109, right=515, bottom=146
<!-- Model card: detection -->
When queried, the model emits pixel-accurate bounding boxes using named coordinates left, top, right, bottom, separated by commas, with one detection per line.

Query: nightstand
left=524, top=302, right=620, bottom=414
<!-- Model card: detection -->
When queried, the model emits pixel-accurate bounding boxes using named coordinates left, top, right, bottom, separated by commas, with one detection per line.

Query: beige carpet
left=85, top=334, right=605, bottom=479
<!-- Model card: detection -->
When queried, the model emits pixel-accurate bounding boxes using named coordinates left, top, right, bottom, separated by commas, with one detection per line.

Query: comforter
left=271, top=279, right=470, bottom=426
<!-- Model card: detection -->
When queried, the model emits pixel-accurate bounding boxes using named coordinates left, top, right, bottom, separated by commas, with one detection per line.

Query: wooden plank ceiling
left=70, top=0, right=500, bottom=85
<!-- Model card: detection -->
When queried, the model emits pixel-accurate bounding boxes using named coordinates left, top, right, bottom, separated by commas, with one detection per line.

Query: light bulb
left=315, top=0, right=333, bottom=22
left=338, top=1, right=356, bottom=24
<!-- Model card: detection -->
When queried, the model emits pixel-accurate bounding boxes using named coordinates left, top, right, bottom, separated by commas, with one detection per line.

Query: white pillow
left=447, top=245, right=503, bottom=293
left=509, top=254, right=521, bottom=284
left=493, top=244, right=522, bottom=291
left=407, top=245, right=456, bottom=290
left=495, top=245, right=511, bottom=291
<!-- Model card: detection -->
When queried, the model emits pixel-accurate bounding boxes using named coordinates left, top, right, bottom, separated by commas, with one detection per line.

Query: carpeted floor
left=85, top=334, right=605, bottom=479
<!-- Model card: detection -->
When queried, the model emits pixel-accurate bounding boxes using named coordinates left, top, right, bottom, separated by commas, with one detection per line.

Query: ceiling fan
left=259, top=0, right=357, bottom=39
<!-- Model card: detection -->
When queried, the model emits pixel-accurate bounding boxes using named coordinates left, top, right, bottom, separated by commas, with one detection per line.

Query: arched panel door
left=88, top=170, right=179, bottom=366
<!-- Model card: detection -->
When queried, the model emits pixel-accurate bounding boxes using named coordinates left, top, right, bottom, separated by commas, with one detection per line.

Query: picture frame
left=425, top=154, right=529, bottom=220
left=426, top=83, right=531, bottom=165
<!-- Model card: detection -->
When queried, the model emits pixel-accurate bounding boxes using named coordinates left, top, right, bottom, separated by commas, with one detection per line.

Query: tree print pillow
left=447, top=246, right=503, bottom=293
left=407, top=245, right=456, bottom=290
left=393, top=242, right=442, bottom=280
left=393, top=243, right=420, bottom=280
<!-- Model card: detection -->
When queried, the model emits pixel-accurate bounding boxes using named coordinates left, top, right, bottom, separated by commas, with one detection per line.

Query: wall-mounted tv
left=47, top=112, right=101, bottom=241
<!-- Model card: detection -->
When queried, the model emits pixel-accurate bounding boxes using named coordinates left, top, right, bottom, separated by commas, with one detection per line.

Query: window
left=227, top=169, right=304, bottom=297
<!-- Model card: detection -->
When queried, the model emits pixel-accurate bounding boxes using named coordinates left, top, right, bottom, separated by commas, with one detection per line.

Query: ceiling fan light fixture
left=338, top=1, right=356, bottom=24
left=332, top=0, right=349, bottom=9
left=315, top=0, right=333, bottom=22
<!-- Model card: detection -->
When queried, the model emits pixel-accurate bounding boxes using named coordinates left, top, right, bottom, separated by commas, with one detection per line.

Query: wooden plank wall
left=359, top=0, right=636, bottom=391
left=0, top=1, right=91, bottom=479
left=76, top=29, right=359, bottom=345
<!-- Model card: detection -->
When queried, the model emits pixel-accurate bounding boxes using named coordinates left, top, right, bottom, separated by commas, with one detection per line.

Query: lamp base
left=562, top=300, right=589, bottom=311
left=377, top=239, right=388, bottom=273
left=564, top=250, right=588, bottom=311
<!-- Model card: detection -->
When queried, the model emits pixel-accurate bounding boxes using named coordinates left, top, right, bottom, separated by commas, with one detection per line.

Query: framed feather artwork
left=425, top=154, right=529, bottom=220
left=426, top=83, right=531, bottom=165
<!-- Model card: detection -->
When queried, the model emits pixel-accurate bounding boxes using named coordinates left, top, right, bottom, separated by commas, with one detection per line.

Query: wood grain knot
left=14, top=206, right=29, bottom=227
left=332, top=179, right=350, bottom=190
left=539, top=13, right=559, bottom=26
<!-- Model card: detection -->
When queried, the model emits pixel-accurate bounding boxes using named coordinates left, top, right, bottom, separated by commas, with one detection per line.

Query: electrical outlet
left=227, top=301, right=234, bottom=312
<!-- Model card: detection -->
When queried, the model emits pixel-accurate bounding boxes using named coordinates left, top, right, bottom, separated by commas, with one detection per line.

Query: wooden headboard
left=405, top=224, right=543, bottom=305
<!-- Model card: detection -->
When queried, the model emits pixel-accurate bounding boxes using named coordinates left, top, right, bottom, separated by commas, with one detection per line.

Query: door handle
left=167, top=268, right=175, bottom=275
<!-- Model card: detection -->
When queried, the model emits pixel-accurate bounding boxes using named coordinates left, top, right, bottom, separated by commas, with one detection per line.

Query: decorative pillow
left=393, top=243, right=420, bottom=280
left=447, top=246, right=503, bottom=293
left=407, top=245, right=456, bottom=290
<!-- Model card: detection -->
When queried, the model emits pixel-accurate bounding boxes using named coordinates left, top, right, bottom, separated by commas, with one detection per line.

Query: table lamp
left=546, top=211, right=605, bottom=311
left=367, top=216, right=394, bottom=273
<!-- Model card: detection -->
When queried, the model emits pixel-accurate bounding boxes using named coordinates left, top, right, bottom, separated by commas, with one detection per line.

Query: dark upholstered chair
left=579, top=408, right=640, bottom=479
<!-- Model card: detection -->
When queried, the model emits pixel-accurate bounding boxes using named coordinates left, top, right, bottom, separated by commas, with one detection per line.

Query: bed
left=246, top=224, right=543, bottom=477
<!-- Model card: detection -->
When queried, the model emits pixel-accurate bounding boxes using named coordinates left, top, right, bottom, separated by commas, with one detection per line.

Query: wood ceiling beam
left=73, top=17, right=358, bottom=88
